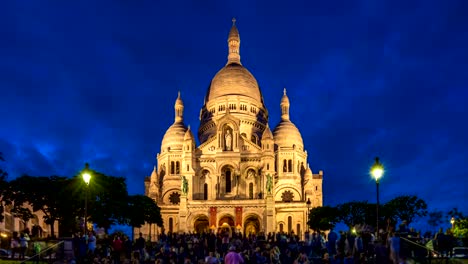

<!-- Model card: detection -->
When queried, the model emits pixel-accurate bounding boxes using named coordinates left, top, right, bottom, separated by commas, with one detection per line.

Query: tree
left=452, top=218, right=468, bottom=245
left=308, top=206, right=339, bottom=232
left=384, top=195, right=428, bottom=225
left=427, top=210, right=444, bottom=232
left=0, top=152, right=9, bottom=222
left=81, top=169, right=129, bottom=232
left=125, top=195, right=163, bottom=240
left=447, top=208, right=465, bottom=220
left=9, top=175, right=71, bottom=237
left=337, top=201, right=369, bottom=228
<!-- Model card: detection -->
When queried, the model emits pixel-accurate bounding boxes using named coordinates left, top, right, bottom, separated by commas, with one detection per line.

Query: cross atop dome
left=232, top=17, right=236, bottom=25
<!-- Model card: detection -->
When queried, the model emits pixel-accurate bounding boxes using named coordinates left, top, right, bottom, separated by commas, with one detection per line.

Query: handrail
left=21, top=240, right=64, bottom=263
left=400, top=236, right=441, bottom=256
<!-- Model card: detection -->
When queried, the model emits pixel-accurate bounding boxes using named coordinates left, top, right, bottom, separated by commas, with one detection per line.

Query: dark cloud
left=1, top=0, right=467, bottom=222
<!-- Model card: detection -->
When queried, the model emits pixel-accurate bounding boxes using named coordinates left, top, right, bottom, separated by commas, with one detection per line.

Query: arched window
left=249, top=183, right=253, bottom=199
left=288, top=160, right=292, bottom=172
left=266, top=163, right=270, bottom=170
left=176, top=161, right=180, bottom=174
left=169, top=218, right=173, bottom=233
left=288, top=216, right=292, bottom=234
left=279, top=224, right=284, bottom=233
left=251, top=135, right=257, bottom=144
left=170, top=161, right=175, bottom=174
left=226, top=170, right=232, bottom=193
left=203, top=183, right=208, bottom=200
left=283, top=160, right=287, bottom=172
left=187, top=165, right=189, bottom=171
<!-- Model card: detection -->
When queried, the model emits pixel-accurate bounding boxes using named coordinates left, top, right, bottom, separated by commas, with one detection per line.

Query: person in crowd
left=135, top=232, right=146, bottom=262
left=224, top=245, right=244, bottom=264
left=388, top=232, right=400, bottom=264
left=19, top=232, right=30, bottom=260
left=88, top=231, right=97, bottom=256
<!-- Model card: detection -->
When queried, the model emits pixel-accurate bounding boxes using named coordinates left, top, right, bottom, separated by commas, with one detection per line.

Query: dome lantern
left=227, top=18, right=241, bottom=65
left=175, top=91, right=184, bottom=122
left=280, top=88, right=290, bottom=121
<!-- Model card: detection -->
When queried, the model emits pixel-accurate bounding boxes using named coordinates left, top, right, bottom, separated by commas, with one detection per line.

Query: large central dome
left=203, top=18, right=264, bottom=106
left=205, top=63, right=262, bottom=102
left=198, top=19, right=268, bottom=144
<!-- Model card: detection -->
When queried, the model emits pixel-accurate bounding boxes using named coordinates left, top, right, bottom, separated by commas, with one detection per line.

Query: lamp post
left=370, top=157, right=384, bottom=239
left=82, top=163, right=92, bottom=240
left=306, top=198, right=311, bottom=234
left=451, top=217, right=455, bottom=230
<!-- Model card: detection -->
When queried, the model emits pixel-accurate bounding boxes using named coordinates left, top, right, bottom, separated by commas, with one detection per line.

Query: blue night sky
left=1, top=0, right=467, bottom=224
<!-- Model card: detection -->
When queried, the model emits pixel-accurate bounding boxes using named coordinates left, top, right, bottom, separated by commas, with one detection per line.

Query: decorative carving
left=225, top=129, right=232, bottom=151
left=169, top=192, right=181, bottom=205
left=266, top=174, right=273, bottom=194
left=181, top=176, right=188, bottom=195
left=281, top=190, right=294, bottom=202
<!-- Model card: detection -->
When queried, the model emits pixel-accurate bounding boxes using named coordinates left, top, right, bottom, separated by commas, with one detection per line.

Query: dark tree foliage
left=427, top=210, right=444, bottom=232
left=78, top=169, right=129, bottom=232
left=384, top=195, right=428, bottom=225
left=8, top=175, right=71, bottom=237
left=11, top=207, right=34, bottom=225
left=125, top=195, right=163, bottom=239
left=337, top=201, right=369, bottom=228
left=308, top=206, right=339, bottom=232
left=447, top=208, right=465, bottom=220
left=0, top=152, right=8, bottom=222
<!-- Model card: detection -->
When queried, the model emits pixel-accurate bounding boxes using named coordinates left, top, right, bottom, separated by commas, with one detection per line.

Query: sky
left=1, top=0, right=467, bottom=229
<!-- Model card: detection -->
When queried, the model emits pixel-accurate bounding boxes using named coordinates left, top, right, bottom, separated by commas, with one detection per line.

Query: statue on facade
left=181, top=176, right=188, bottom=195
left=225, top=129, right=232, bottom=151
left=266, top=174, right=273, bottom=194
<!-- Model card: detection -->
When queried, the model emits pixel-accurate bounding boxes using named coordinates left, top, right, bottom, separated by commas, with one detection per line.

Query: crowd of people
left=67, top=223, right=460, bottom=264
left=6, top=222, right=460, bottom=264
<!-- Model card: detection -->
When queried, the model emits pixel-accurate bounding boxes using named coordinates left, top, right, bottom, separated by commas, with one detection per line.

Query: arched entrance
left=193, top=215, right=209, bottom=234
left=244, top=215, right=261, bottom=235
left=218, top=215, right=235, bottom=237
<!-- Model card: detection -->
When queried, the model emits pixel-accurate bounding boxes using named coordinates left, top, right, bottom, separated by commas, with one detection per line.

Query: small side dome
left=161, top=122, right=187, bottom=151
left=184, top=126, right=195, bottom=141
left=304, top=165, right=313, bottom=178
left=273, top=88, right=303, bottom=149
left=262, top=124, right=274, bottom=140
left=273, top=120, right=303, bottom=149
left=161, top=93, right=188, bottom=151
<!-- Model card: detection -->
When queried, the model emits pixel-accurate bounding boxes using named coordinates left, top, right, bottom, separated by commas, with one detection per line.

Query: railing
left=20, top=240, right=65, bottom=263
left=400, top=236, right=451, bottom=264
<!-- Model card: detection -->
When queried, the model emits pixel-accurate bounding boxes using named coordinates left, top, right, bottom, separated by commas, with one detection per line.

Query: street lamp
left=306, top=198, right=311, bottom=233
left=451, top=217, right=455, bottom=229
left=82, top=163, right=92, bottom=239
left=370, top=157, right=384, bottom=239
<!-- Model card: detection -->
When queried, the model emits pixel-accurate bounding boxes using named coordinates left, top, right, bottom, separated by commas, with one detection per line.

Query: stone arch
left=277, top=221, right=285, bottom=233
left=219, top=164, right=237, bottom=195
left=158, top=164, right=167, bottom=186
left=274, top=185, right=302, bottom=202
left=194, top=168, right=213, bottom=200
left=162, top=188, right=181, bottom=205
left=244, top=168, right=260, bottom=199
left=217, top=117, right=240, bottom=150
left=242, top=213, right=262, bottom=235
left=218, top=214, right=235, bottom=237
left=193, top=214, right=210, bottom=234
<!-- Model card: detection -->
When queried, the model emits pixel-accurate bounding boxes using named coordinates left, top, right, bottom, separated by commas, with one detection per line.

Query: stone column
left=265, top=194, right=275, bottom=234
left=178, top=195, right=188, bottom=233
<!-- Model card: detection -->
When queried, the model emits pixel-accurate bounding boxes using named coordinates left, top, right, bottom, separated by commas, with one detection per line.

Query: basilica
left=142, top=20, right=323, bottom=239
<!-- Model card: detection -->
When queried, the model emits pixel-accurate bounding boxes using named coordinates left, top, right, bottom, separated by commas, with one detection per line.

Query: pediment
left=240, top=135, right=262, bottom=153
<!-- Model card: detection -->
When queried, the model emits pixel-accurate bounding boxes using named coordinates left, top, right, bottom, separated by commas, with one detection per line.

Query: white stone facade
left=140, top=20, right=323, bottom=240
